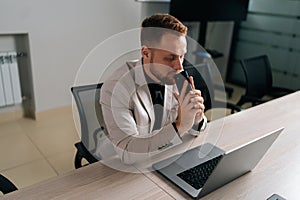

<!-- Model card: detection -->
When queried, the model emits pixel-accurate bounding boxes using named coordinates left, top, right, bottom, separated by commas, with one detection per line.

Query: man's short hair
left=141, top=13, right=188, bottom=47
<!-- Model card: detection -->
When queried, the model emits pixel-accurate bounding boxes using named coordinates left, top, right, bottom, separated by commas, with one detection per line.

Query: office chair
left=71, top=83, right=104, bottom=169
left=0, top=174, right=18, bottom=194
left=184, top=63, right=242, bottom=117
left=237, top=55, right=295, bottom=107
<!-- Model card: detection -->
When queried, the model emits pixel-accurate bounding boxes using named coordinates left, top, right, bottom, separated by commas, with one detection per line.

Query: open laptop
left=152, top=127, right=284, bottom=199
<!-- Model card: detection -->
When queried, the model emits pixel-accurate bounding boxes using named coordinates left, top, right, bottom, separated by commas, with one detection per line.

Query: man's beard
left=149, top=57, right=176, bottom=85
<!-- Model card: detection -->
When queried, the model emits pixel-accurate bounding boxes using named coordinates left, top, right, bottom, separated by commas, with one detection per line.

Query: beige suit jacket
left=99, top=59, right=204, bottom=164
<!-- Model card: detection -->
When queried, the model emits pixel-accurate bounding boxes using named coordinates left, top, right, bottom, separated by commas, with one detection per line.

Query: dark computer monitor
left=170, top=0, right=249, bottom=22
left=170, top=0, right=249, bottom=58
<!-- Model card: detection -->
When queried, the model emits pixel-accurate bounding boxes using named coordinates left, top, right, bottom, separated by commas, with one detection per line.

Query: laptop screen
left=152, top=127, right=284, bottom=199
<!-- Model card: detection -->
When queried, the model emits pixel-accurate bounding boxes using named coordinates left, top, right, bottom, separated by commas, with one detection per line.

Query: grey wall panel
left=249, top=0, right=300, bottom=16
left=242, top=14, right=299, bottom=35
left=229, top=0, right=299, bottom=90
left=288, top=51, right=300, bottom=76
left=234, top=42, right=292, bottom=72
left=238, top=29, right=300, bottom=50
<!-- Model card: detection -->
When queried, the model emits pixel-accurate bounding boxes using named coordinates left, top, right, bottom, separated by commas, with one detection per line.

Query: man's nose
left=173, top=57, right=183, bottom=71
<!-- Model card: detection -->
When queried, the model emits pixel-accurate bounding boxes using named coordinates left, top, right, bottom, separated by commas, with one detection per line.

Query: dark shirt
left=143, top=67, right=165, bottom=130
left=142, top=65, right=202, bottom=132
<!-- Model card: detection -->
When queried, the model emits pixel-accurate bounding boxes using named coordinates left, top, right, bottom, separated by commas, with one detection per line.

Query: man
left=99, top=14, right=206, bottom=164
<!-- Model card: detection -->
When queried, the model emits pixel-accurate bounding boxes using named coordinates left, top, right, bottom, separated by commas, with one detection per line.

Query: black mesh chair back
left=0, top=174, right=17, bottom=194
left=184, top=63, right=241, bottom=115
left=240, top=55, right=272, bottom=98
left=71, top=83, right=103, bottom=168
left=237, top=55, right=295, bottom=107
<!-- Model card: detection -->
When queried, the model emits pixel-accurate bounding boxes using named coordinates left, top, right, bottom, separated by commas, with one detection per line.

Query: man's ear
left=141, top=45, right=150, bottom=59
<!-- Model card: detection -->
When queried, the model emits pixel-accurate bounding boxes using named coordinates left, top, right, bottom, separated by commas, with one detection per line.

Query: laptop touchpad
left=175, top=143, right=224, bottom=169
left=175, top=148, right=211, bottom=169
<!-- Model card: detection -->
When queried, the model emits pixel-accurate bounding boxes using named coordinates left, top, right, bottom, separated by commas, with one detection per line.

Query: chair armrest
left=74, top=142, right=98, bottom=164
left=236, top=95, right=267, bottom=107
left=92, top=127, right=104, bottom=153
left=268, top=87, right=296, bottom=98
left=211, top=100, right=242, bottom=113
left=226, top=102, right=242, bottom=113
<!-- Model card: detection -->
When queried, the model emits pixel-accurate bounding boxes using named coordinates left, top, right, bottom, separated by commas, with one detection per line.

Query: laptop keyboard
left=177, top=155, right=223, bottom=190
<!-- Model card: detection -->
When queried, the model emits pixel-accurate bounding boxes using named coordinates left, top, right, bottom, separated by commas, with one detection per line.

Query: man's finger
left=189, top=76, right=195, bottom=90
left=180, top=80, right=189, bottom=102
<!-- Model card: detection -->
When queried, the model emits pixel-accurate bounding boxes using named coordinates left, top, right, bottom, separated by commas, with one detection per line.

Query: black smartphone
left=175, top=70, right=193, bottom=94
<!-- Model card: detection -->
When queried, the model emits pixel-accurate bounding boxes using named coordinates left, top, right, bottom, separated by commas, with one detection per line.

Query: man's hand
left=174, top=76, right=205, bottom=135
left=189, top=77, right=205, bottom=125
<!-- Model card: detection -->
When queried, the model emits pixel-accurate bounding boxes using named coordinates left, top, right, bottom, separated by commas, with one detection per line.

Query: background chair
left=237, top=55, right=295, bottom=107
left=184, top=63, right=242, bottom=118
left=0, top=174, right=18, bottom=194
left=71, top=83, right=103, bottom=169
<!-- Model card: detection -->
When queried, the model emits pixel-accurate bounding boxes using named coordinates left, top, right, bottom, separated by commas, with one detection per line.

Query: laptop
left=152, top=127, right=284, bottom=199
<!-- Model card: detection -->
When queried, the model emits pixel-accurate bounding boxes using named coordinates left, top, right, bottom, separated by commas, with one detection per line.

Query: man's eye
left=165, top=56, right=175, bottom=61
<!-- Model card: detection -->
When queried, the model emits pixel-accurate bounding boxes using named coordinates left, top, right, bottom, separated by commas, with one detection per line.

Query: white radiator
left=0, top=52, right=22, bottom=107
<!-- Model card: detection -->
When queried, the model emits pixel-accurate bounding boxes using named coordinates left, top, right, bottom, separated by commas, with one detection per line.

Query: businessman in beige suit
left=99, top=14, right=206, bottom=164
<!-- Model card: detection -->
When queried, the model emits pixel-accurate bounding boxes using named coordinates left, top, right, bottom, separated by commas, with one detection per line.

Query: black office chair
left=184, top=63, right=242, bottom=117
left=237, top=55, right=295, bottom=107
left=71, top=83, right=104, bottom=169
left=0, top=174, right=18, bottom=194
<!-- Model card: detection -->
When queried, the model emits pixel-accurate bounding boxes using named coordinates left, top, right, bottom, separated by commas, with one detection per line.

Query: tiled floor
left=0, top=83, right=246, bottom=195
left=0, top=106, right=79, bottom=192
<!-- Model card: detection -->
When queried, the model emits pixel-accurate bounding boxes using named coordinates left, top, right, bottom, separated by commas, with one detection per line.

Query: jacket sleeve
left=99, top=79, right=182, bottom=165
left=188, top=115, right=208, bottom=136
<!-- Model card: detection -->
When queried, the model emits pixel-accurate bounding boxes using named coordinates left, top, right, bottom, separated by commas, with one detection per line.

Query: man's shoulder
left=106, top=59, right=140, bottom=81
left=101, top=59, right=140, bottom=93
left=126, top=59, right=140, bottom=70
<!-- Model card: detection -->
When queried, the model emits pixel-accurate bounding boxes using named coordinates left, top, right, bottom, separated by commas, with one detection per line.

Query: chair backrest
left=240, top=55, right=273, bottom=98
left=71, top=83, right=103, bottom=153
left=184, top=63, right=214, bottom=111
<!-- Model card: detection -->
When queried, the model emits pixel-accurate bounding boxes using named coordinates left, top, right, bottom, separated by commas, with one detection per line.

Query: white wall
left=140, top=1, right=169, bottom=19
left=0, top=0, right=142, bottom=112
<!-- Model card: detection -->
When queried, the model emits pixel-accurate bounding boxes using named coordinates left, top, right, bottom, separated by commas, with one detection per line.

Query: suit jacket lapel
left=132, top=61, right=155, bottom=129
left=162, top=84, right=177, bottom=125
left=129, top=60, right=177, bottom=130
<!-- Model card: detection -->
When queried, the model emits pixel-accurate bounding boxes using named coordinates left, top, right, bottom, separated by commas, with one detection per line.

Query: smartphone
left=175, top=70, right=193, bottom=94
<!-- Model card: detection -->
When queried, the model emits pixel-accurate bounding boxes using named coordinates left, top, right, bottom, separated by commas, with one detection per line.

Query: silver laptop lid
left=153, top=127, right=284, bottom=199
left=198, top=127, right=284, bottom=198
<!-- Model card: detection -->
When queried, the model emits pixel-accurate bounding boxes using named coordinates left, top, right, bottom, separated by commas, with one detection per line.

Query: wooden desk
left=145, top=91, right=300, bottom=199
left=1, top=162, right=172, bottom=200
left=2, top=91, right=299, bottom=200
